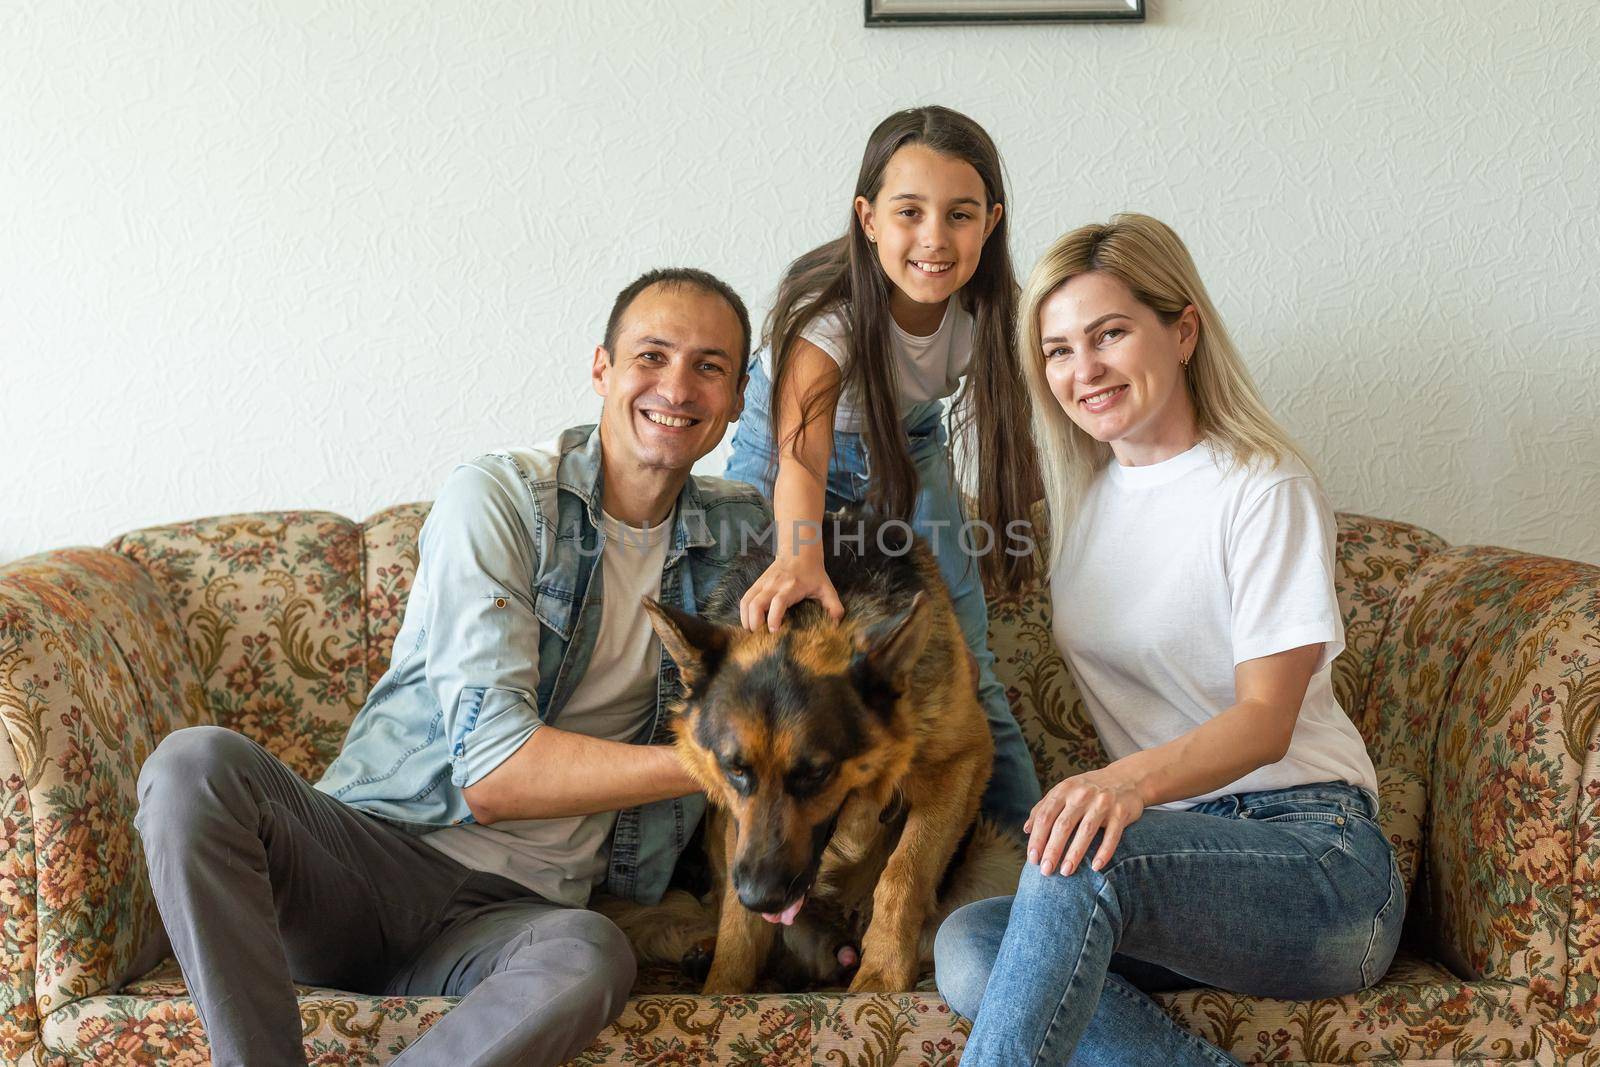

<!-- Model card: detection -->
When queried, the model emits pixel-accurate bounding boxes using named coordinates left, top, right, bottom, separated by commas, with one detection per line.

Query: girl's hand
left=740, top=555, right=846, bottom=632
left=1024, top=767, right=1147, bottom=877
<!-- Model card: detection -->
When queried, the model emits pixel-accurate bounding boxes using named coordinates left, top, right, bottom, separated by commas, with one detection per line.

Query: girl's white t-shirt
left=769, top=298, right=974, bottom=432
left=1049, top=441, right=1378, bottom=810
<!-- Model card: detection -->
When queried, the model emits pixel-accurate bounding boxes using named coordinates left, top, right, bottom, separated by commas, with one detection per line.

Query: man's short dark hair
left=602, top=267, right=753, bottom=378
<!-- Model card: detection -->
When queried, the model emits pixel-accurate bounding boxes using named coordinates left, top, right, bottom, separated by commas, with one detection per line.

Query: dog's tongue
left=761, top=893, right=807, bottom=926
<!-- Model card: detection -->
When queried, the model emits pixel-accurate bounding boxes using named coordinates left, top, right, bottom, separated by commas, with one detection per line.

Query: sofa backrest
left=113, top=512, right=376, bottom=780
left=983, top=511, right=1446, bottom=787
left=1319, top=514, right=1449, bottom=772
left=358, top=504, right=430, bottom=690
left=112, top=506, right=1446, bottom=790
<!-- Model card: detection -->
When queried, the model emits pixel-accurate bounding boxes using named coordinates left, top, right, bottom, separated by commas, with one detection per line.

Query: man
left=135, top=268, right=770, bottom=1066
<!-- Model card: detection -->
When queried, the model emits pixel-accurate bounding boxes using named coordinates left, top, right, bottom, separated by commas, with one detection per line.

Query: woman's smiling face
left=1038, top=270, right=1201, bottom=466
left=855, top=143, right=1001, bottom=314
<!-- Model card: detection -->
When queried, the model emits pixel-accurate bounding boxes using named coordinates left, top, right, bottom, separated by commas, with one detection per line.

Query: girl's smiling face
left=1039, top=270, right=1201, bottom=467
left=855, top=144, right=1002, bottom=324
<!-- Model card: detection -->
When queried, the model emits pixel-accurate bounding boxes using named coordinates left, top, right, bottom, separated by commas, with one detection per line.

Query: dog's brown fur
left=606, top=512, right=1020, bottom=994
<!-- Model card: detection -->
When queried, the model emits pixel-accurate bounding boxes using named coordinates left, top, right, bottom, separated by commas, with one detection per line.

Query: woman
left=934, top=214, right=1403, bottom=1067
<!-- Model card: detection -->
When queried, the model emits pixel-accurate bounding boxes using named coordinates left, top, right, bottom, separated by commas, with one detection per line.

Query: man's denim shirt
left=316, top=424, right=770, bottom=905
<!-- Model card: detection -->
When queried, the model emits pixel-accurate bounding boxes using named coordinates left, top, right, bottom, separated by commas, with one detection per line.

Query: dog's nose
left=733, top=863, right=794, bottom=914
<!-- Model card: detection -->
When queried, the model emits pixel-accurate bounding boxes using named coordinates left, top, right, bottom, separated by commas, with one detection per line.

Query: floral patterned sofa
left=1, top=502, right=1597, bottom=1066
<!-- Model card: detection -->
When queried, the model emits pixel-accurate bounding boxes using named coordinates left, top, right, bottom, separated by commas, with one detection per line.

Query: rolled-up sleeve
left=418, top=462, right=545, bottom=789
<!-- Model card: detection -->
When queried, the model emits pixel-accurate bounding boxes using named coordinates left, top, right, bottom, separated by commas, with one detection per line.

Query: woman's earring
left=867, top=234, right=876, bottom=243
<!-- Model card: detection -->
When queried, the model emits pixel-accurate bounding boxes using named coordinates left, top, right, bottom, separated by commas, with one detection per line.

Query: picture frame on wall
left=865, top=0, right=1144, bottom=25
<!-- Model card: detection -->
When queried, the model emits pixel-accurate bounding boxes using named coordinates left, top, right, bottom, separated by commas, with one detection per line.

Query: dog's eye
left=723, top=765, right=753, bottom=792
left=787, top=763, right=835, bottom=795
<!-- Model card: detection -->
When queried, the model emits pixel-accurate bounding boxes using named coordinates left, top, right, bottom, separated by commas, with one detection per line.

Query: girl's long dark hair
left=766, top=105, right=1043, bottom=586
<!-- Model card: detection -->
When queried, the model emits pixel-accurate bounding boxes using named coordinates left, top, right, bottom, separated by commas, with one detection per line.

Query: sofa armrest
left=0, top=548, right=208, bottom=1057
left=1373, top=545, right=1600, bottom=1020
left=0, top=724, right=40, bottom=1060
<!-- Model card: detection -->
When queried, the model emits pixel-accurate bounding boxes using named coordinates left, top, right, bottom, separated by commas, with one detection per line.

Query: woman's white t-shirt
left=766, top=298, right=974, bottom=432
left=1049, top=441, right=1378, bottom=810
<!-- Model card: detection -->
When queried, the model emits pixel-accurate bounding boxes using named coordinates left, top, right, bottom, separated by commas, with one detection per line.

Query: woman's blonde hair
left=1017, top=213, right=1314, bottom=570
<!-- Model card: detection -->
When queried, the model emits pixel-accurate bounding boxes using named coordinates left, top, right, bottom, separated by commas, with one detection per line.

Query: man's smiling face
left=593, top=282, right=747, bottom=476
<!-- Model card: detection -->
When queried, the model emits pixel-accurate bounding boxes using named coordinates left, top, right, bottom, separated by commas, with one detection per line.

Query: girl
left=723, top=106, right=1043, bottom=832
left=935, top=214, right=1402, bottom=1066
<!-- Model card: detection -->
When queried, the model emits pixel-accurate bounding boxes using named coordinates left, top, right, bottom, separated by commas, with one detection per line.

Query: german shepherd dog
left=609, top=511, right=1022, bottom=994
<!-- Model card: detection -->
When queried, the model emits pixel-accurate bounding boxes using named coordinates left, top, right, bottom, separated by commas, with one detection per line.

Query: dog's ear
left=642, top=596, right=732, bottom=688
left=850, top=592, right=932, bottom=699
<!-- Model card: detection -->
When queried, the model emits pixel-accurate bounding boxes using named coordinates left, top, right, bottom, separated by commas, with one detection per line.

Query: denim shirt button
left=1336, top=816, right=1346, bottom=825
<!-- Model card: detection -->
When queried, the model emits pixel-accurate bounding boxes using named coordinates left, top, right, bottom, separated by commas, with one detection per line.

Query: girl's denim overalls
left=723, top=357, right=1040, bottom=832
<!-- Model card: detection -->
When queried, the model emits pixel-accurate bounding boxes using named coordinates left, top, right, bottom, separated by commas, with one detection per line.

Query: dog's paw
left=701, top=957, right=758, bottom=996
left=680, top=937, right=716, bottom=984
left=846, top=958, right=916, bottom=994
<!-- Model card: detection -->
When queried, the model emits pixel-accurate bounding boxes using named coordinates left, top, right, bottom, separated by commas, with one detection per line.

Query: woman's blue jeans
left=723, top=360, right=1041, bottom=833
left=935, top=781, right=1406, bottom=1067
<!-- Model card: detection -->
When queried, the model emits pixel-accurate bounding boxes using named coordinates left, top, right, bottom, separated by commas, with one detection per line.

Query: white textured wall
left=4, top=0, right=1597, bottom=566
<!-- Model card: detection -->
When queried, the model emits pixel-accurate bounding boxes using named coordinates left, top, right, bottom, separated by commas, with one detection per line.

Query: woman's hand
left=1024, top=767, right=1148, bottom=877
left=740, top=553, right=846, bottom=632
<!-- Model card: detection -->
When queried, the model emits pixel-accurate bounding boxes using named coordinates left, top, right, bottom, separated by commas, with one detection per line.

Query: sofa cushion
left=46, top=957, right=448, bottom=1065
left=50, top=950, right=1535, bottom=1065
left=1154, top=954, right=1539, bottom=1064
left=113, top=512, right=370, bottom=780
left=360, top=503, right=429, bottom=684
left=1330, top=513, right=1447, bottom=777
left=986, top=567, right=1107, bottom=788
